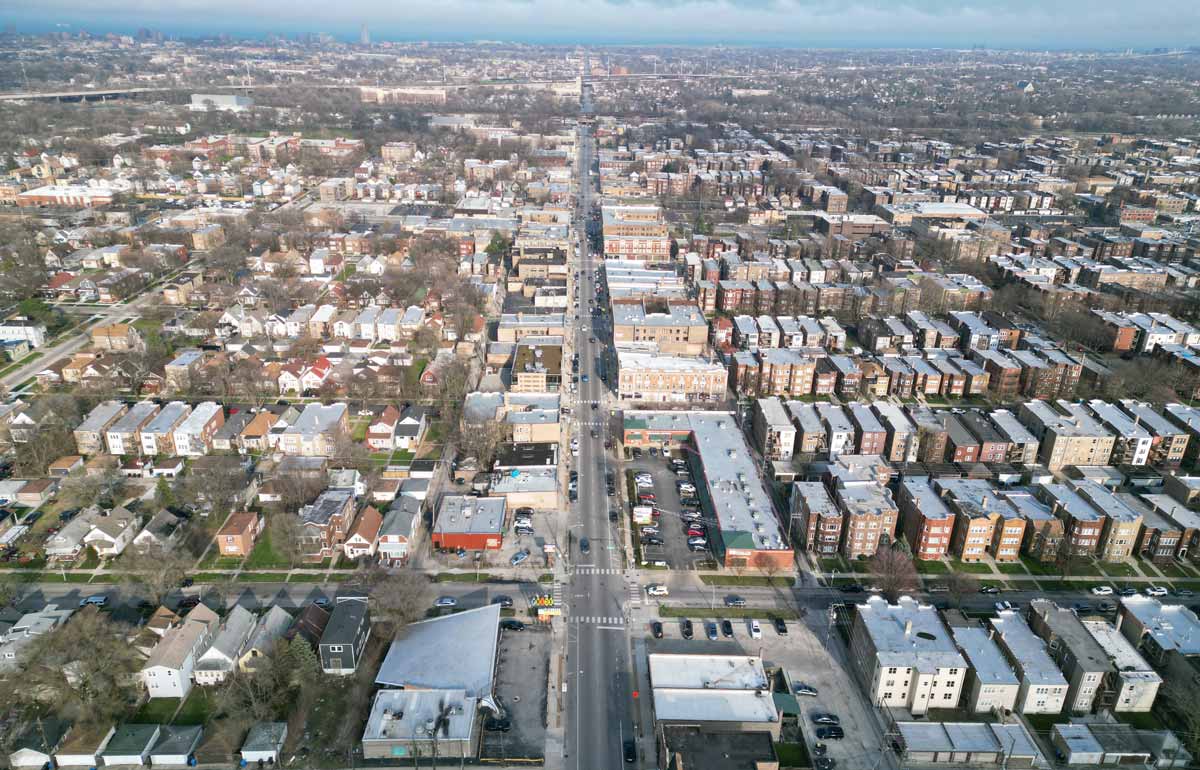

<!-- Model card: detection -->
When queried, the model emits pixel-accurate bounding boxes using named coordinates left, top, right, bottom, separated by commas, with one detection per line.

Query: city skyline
left=4, top=0, right=1200, bottom=49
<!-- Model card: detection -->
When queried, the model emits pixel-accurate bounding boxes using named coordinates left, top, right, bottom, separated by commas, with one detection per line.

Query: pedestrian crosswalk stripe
left=569, top=615, right=625, bottom=625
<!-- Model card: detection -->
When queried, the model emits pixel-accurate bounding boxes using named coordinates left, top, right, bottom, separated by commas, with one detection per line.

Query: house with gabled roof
left=140, top=604, right=220, bottom=699
left=194, top=605, right=255, bottom=686
left=238, top=606, right=293, bottom=673
left=343, top=506, right=383, bottom=560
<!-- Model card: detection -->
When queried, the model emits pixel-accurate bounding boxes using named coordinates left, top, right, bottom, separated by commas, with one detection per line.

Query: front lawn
left=1157, top=561, right=1189, bottom=579
left=244, top=529, right=291, bottom=570
left=914, top=560, right=950, bottom=575
left=1020, top=555, right=1058, bottom=576
left=949, top=559, right=993, bottom=575
left=699, top=575, right=792, bottom=587
left=1100, top=561, right=1139, bottom=578
left=997, top=562, right=1029, bottom=575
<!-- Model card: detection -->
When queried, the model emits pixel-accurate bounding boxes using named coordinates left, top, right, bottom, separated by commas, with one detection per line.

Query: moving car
left=623, top=739, right=636, bottom=763
left=724, top=595, right=746, bottom=608
left=434, top=596, right=457, bottom=608
left=978, top=585, right=1000, bottom=594
left=812, top=713, right=841, bottom=726
left=579, top=537, right=590, bottom=554
left=645, top=584, right=669, bottom=597
left=794, top=682, right=818, bottom=697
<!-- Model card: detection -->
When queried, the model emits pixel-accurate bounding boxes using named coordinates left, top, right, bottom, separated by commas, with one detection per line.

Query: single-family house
left=237, top=606, right=293, bottom=673
left=140, top=604, right=220, bottom=699
left=298, top=489, right=355, bottom=561
left=213, top=511, right=262, bottom=557
left=365, top=405, right=400, bottom=451
left=284, top=603, right=330, bottom=649
left=394, top=406, right=428, bottom=450
left=343, top=506, right=383, bottom=559
left=132, top=509, right=183, bottom=552
left=318, top=599, right=370, bottom=676
left=82, top=506, right=139, bottom=557
left=194, top=605, right=256, bottom=686
left=378, top=495, right=420, bottom=566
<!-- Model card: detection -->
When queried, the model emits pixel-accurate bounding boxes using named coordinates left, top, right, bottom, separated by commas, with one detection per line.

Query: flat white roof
left=857, top=596, right=966, bottom=672
left=990, top=611, right=1068, bottom=687
left=951, top=627, right=1018, bottom=686
left=648, top=654, right=769, bottom=691
left=1080, top=620, right=1161, bottom=684
left=1119, top=596, right=1200, bottom=655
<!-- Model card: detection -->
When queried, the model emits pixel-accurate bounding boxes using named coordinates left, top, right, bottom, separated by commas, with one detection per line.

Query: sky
left=5, top=0, right=1199, bottom=49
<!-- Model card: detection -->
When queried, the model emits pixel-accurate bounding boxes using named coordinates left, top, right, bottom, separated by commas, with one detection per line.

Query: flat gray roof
left=857, top=596, right=966, bottom=672
left=375, top=604, right=501, bottom=703
left=990, top=611, right=1068, bottom=686
left=951, top=627, right=1018, bottom=686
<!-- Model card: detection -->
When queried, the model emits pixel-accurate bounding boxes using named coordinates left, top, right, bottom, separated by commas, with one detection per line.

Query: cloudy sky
left=5, top=0, right=1198, bottom=49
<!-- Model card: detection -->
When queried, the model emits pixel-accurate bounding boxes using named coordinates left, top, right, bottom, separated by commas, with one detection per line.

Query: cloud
left=3, top=0, right=1198, bottom=48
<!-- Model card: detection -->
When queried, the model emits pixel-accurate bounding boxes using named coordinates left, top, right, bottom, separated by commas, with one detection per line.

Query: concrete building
left=431, top=495, right=506, bottom=551
left=1081, top=619, right=1161, bottom=713
left=647, top=654, right=781, bottom=739
left=849, top=596, right=967, bottom=715
left=950, top=626, right=1020, bottom=715
left=1028, top=600, right=1115, bottom=714
left=611, top=301, right=708, bottom=355
left=617, top=351, right=726, bottom=404
left=990, top=610, right=1069, bottom=715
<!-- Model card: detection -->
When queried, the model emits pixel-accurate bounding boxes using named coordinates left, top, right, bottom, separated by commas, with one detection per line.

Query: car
left=510, top=550, right=530, bottom=567
left=515, top=526, right=535, bottom=536
left=688, top=543, right=708, bottom=552
left=641, top=525, right=660, bottom=536
left=816, top=726, right=844, bottom=741
left=1072, top=602, right=1093, bottom=613
left=434, top=596, right=457, bottom=608
left=645, top=584, right=669, bottom=597
left=568, top=480, right=578, bottom=493
left=581, top=374, right=589, bottom=382
left=643, top=536, right=664, bottom=546
left=500, top=619, right=526, bottom=631
left=79, top=595, right=108, bottom=608
left=706, top=622, right=719, bottom=641
left=724, top=595, right=746, bottom=608
left=492, top=595, right=514, bottom=608
left=687, top=536, right=707, bottom=547
left=606, top=485, right=616, bottom=496
left=1119, top=587, right=1138, bottom=596
left=995, top=600, right=1014, bottom=612
left=1090, top=585, right=1114, bottom=596
left=1097, top=601, right=1115, bottom=613
left=812, top=742, right=828, bottom=757
left=638, top=494, right=657, bottom=504
left=631, top=448, right=642, bottom=459
left=681, top=619, right=694, bottom=639
left=794, top=682, right=818, bottom=697
left=1145, top=585, right=1169, bottom=597
left=839, top=583, right=864, bottom=594
left=749, top=619, right=762, bottom=639
left=812, top=713, right=841, bottom=726
left=979, top=585, right=1000, bottom=594
left=590, top=429, right=598, bottom=439
left=569, top=470, right=579, bottom=482
left=484, top=717, right=512, bottom=733
left=1177, top=588, right=1195, bottom=598
left=773, top=618, right=788, bottom=635
left=721, top=619, right=734, bottom=637
left=686, top=528, right=706, bottom=539
left=609, top=509, right=619, bottom=522
left=623, top=739, right=636, bottom=764
left=649, top=447, right=660, bottom=457
left=651, top=621, right=663, bottom=639
left=22, top=511, right=42, bottom=525
left=604, top=440, right=613, bottom=450
left=814, top=758, right=837, bottom=770
left=180, top=577, right=195, bottom=588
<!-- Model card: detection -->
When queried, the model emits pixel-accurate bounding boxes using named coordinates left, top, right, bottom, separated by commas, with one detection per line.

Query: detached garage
left=240, top=722, right=287, bottom=764
left=101, top=724, right=160, bottom=767
left=149, top=726, right=203, bottom=767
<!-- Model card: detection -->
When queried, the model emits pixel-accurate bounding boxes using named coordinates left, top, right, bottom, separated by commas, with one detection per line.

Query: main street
left=561, top=77, right=638, bottom=769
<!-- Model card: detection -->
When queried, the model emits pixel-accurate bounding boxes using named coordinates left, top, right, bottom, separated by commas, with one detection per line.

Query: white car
left=1090, top=585, right=1114, bottom=596
left=645, top=584, right=669, bottom=597
left=749, top=620, right=762, bottom=639
left=1144, top=585, right=1169, bottom=597
left=994, top=600, right=1014, bottom=612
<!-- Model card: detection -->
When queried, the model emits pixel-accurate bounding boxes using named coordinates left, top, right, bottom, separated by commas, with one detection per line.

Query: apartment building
left=1071, top=480, right=1143, bottom=561
left=990, top=610, right=1069, bottom=715
left=831, top=475, right=899, bottom=559
left=848, top=402, right=887, bottom=456
left=280, top=403, right=349, bottom=457
left=1018, top=400, right=1115, bottom=471
left=790, top=481, right=842, bottom=556
left=1084, top=400, right=1152, bottom=466
left=950, top=626, right=1020, bottom=715
left=105, top=401, right=161, bottom=456
left=897, top=479, right=955, bottom=561
left=1038, top=483, right=1106, bottom=558
left=611, top=301, right=708, bottom=355
left=816, top=403, right=856, bottom=458
left=510, top=337, right=562, bottom=393
left=989, top=409, right=1040, bottom=466
left=944, top=414, right=981, bottom=463
left=786, top=401, right=827, bottom=456
left=139, top=401, right=191, bottom=457
left=1002, top=491, right=1063, bottom=562
left=873, top=402, right=919, bottom=463
left=1117, top=596, right=1200, bottom=666
left=74, top=400, right=127, bottom=455
left=172, top=401, right=225, bottom=457
left=960, top=411, right=1011, bottom=464
left=753, top=397, right=797, bottom=462
left=1080, top=620, right=1161, bottom=713
left=1118, top=400, right=1190, bottom=467
left=1028, top=600, right=1114, bottom=714
left=616, top=351, right=726, bottom=404
left=849, top=596, right=967, bottom=716
left=937, top=478, right=1026, bottom=563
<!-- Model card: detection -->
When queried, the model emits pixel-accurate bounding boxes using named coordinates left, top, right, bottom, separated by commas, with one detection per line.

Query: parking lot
left=481, top=623, right=551, bottom=761
left=641, top=608, right=885, bottom=769
left=623, top=452, right=715, bottom=570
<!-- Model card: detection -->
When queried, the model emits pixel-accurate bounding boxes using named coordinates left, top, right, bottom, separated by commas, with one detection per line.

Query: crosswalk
left=626, top=582, right=642, bottom=605
left=575, top=566, right=621, bottom=575
left=570, top=615, right=626, bottom=626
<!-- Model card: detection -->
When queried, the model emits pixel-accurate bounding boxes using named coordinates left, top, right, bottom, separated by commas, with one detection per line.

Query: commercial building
left=611, top=301, right=708, bottom=355
left=189, top=93, right=254, bottom=112
left=990, top=610, right=1069, bottom=715
left=510, top=336, right=562, bottom=393
left=647, top=654, right=781, bottom=739
left=849, top=596, right=967, bottom=716
left=616, top=351, right=726, bottom=404
left=432, top=496, right=506, bottom=551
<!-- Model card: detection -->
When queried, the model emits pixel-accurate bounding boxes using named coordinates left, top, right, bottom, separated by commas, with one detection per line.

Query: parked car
left=773, top=618, right=788, bottom=635
left=1118, top=587, right=1138, bottom=596
left=686, top=536, right=707, bottom=547
left=681, top=619, right=694, bottom=639
left=640, top=525, right=660, bottom=536
left=793, top=682, right=818, bottom=697
left=651, top=621, right=663, bottom=639
left=1145, top=585, right=1169, bottom=597
left=510, top=550, right=530, bottom=567
left=500, top=619, right=525, bottom=631
left=492, top=595, right=514, bottom=608
left=721, top=619, right=734, bottom=638
left=1090, top=585, right=1114, bottom=596
left=978, top=585, right=1000, bottom=594
left=484, top=717, right=512, bottom=733
left=705, top=622, right=719, bottom=641
left=816, top=726, right=844, bottom=741
left=812, top=713, right=841, bottom=726
left=642, top=536, right=664, bottom=546
left=79, top=595, right=108, bottom=608
left=995, top=601, right=1014, bottom=612
left=749, top=619, right=762, bottom=639
left=434, top=596, right=457, bottom=608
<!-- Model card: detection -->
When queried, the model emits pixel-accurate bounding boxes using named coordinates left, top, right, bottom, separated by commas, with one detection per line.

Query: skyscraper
left=360, top=23, right=370, bottom=46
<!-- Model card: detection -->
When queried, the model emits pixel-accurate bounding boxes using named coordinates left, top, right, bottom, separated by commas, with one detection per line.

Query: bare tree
left=869, top=545, right=920, bottom=603
left=353, top=565, right=432, bottom=632
left=117, top=544, right=193, bottom=605
left=267, top=513, right=306, bottom=567
left=944, top=570, right=979, bottom=609
left=12, top=608, right=140, bottom=726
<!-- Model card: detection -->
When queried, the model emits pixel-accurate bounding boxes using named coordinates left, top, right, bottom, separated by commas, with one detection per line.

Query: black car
left=812, top=713, right=840, bottom=726
left=623, top=739, right=636, bottom=763
left=720, top=619, right=734, bottom=637
left=651, top=620, right=663, bottom=639
left=773, top=618, right=788, bottom=635
left=609, top=509, right=619, bottom=521
left=569, top=470, right=579, bottom=482
left=484, top=717, right=512, bottom=733
left=492, top=595, right=514, bottom=608
left=815, top=758, right=836, bottom=770
left=579, top=538, right=590, bottom=554
left=705, top=622, right=719, bottom=641
left=500, top=619, right=526, bottom=631
left=839, top=583, right=864, bottom=594
left=58, top=508, right=80, bottom=522
left=724, top=595, right=746, bottom=608
left=642, top=535, right=664, bottom=546
left=816, top=726, right=845, bottom=741
left=179, top=577, right=195, bottom=588
left=631, top=448, right=642, bottom=459
left=681, top=619, right=694, bottom=639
